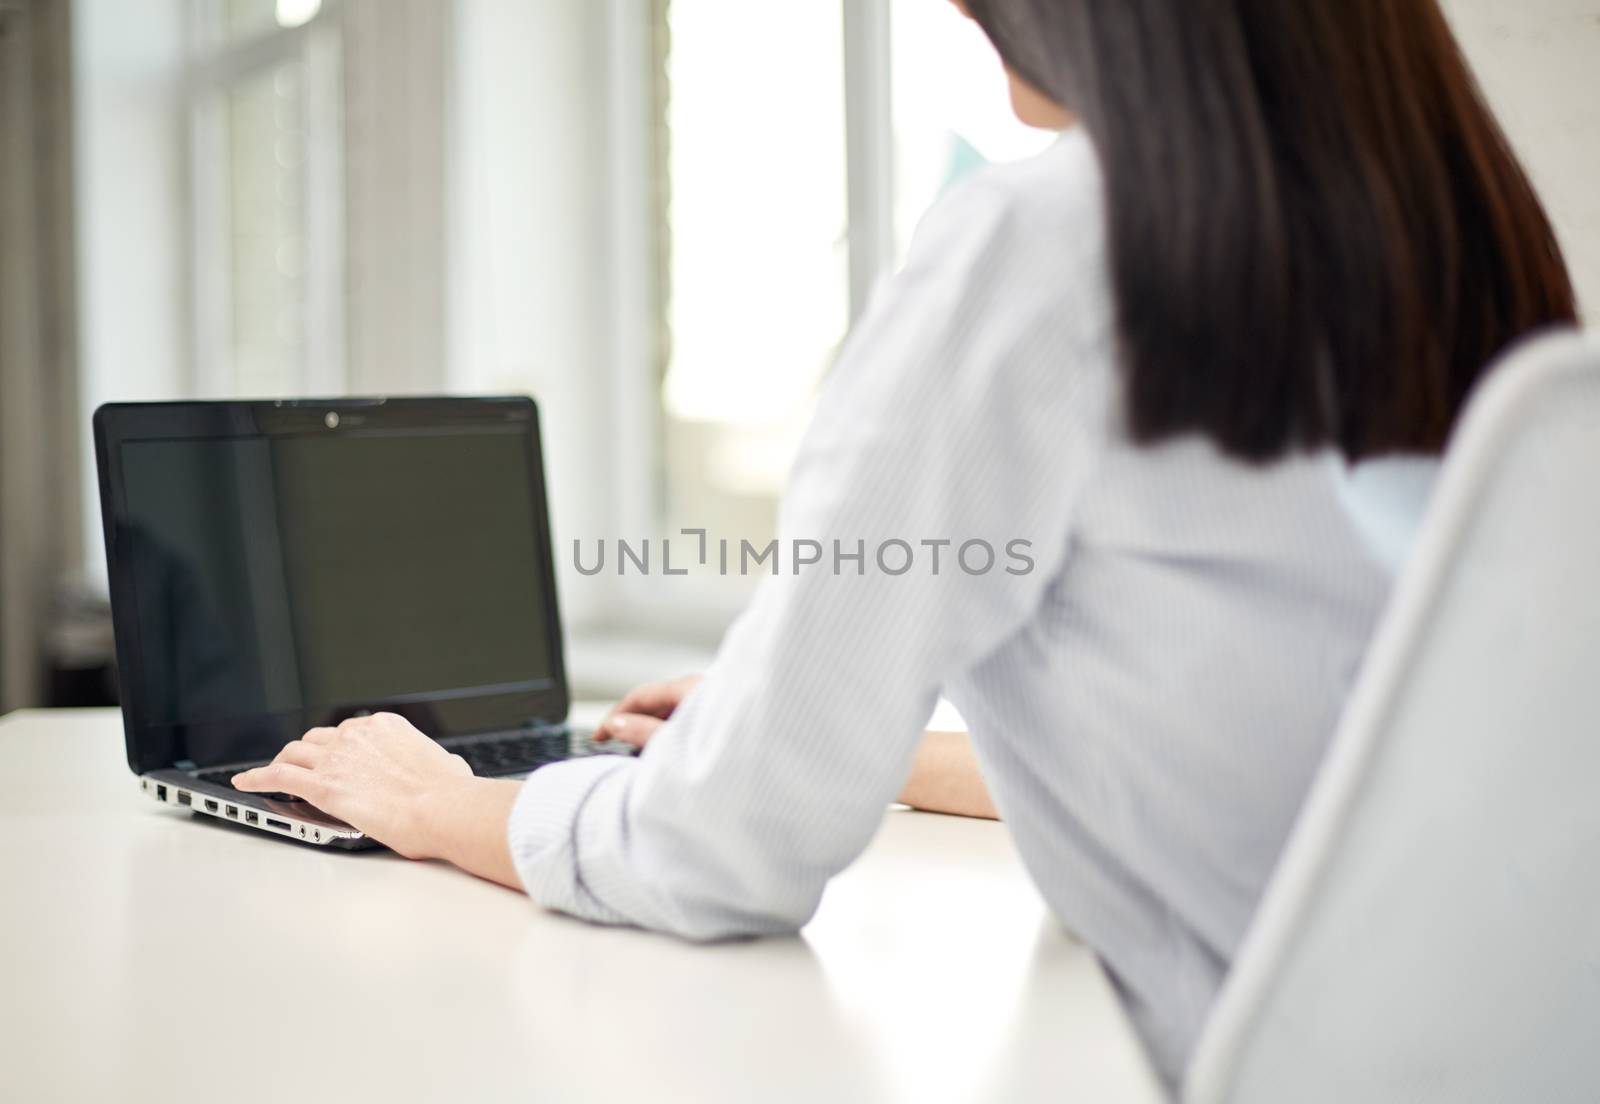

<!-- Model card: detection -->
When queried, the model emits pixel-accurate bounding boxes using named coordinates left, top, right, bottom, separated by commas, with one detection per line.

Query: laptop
left=93, top=396, right=632, bottom=849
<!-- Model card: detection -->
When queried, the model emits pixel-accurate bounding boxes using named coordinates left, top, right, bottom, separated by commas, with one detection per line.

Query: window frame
left=588, top=0, right=897, bottom=647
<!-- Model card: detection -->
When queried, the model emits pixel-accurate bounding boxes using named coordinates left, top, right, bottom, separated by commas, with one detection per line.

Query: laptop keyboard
left=193, top=765, right=271, bottom=791
left=451, top=732, right=577, bottom=777
left=192, top=726, right=621, bottom=791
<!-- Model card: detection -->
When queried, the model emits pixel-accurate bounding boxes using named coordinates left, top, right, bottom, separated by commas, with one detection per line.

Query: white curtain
left=0, top=0, right=80, bottom=712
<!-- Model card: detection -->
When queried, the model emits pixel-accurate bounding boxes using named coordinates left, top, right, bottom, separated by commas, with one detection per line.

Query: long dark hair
left=965, top=0, right=1578, bottom=461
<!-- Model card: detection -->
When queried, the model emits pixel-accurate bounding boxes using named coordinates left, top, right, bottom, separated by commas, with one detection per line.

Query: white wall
left=1443, top=0, right=1600, bottom=316
left=71, top=0, right=188, bottom=586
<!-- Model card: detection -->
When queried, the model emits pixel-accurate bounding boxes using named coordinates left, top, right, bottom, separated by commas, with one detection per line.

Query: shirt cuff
left=507, top=754, right=636, bottom=922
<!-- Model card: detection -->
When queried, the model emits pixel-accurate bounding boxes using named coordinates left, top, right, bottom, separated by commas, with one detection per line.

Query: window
left=342, top=1, right=1061, bottom=674
left=73, top=0, right=439, bottom=597
left=187, top=0, right=344, bottom=398
left=659, top=1, right=850, bottom=564
left=620, top=0, right=1056, bottom=633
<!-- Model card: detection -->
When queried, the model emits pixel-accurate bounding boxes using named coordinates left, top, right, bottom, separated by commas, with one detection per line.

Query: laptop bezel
left=93, top=396, right=572, bottom=776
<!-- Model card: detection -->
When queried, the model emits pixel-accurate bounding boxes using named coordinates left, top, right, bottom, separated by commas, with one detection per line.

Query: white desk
left=0, top=708, right=1164, bottom=1104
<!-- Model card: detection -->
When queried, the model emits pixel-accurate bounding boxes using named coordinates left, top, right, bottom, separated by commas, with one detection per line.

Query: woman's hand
left=897, top=730, right=1000, bottom=820
left=592, top=673, right=703, bottom=749
left=231, top=713, right=511, bottom=868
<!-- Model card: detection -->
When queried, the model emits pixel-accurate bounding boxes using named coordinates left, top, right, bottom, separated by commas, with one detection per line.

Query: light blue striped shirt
left=509, top=129, right=1395, bottom=1087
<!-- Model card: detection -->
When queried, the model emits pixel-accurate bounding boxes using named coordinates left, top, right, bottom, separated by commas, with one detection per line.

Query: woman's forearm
left=897, top=730, right=999, bottom=820
left=416, top=733, right=998, bottom=893
left=421, top=775, right=525, bottom=889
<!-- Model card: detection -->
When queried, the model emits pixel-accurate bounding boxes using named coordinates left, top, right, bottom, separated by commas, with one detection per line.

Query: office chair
left=1185, top=329, right=1600, bottom=1104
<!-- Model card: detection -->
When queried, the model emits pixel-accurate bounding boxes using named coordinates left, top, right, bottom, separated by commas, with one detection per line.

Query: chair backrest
left=1185, top=329, right=1600, bottom=1104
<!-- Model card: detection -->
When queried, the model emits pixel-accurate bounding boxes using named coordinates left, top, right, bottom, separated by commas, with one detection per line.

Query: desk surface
left=0, top=708, right=1163, bottom=1104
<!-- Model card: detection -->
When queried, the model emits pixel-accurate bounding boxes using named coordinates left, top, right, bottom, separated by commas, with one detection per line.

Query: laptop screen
left=100, top=402, right=565, bottom=772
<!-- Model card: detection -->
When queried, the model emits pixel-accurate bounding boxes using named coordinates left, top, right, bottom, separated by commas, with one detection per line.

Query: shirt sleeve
left=507, top=167, right=1111, bottom=940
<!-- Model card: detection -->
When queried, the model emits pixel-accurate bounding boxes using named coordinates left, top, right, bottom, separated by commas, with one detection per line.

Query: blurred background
left=1, top=0, right=1595, bottom=710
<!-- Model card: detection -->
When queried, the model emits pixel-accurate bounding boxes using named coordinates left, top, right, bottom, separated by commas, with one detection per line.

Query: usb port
left=225, top=805, right=238, bottom=819
left=245, top=811, right=259, bottom=825
left=264, top=817, right=291, bottom=831
left=156, top=784, right=168, bottom=801
left=203, top=799, right=219, bottom=813
left=177, top=791, right=192, bottom=807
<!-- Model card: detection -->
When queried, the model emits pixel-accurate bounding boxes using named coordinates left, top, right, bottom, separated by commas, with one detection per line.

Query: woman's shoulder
left=900, top=128, right=1110, bottom=328
left=909, top=128, right=1104, bottom=260
left=808, top=126, right=1119, bottom=490
left=972, top=126, right=1103, bottom=220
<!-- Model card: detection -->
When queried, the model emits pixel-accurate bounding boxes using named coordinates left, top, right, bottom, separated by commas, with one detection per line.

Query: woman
left=235, top=0, right=1576, bottom=1087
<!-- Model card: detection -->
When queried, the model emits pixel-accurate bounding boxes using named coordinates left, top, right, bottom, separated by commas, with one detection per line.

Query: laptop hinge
left=174, top=759, right=198, bottom=771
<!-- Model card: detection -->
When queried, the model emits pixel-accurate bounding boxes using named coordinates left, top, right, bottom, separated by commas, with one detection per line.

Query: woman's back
left=892, top=131, right=1393, bottom=1080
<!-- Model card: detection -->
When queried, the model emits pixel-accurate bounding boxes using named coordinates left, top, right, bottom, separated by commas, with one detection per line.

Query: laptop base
left=140, top=772, right=372, bottom=848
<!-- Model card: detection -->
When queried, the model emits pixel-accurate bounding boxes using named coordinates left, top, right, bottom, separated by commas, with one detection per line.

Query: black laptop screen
left=109, top=418, right=561, bottom=769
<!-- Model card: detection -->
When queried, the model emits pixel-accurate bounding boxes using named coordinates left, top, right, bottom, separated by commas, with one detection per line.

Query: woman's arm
left=897, top=731, right=999, bottom=820
left=601, top=685, right=999, bottom=821
left=494, top=174, right=1100, bottom=939
left=232, top=717, right=1000, bottom=879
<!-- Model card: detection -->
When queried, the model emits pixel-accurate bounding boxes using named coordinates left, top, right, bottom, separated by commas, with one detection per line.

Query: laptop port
left=225, top=805, right=238, bottom=819
left=264, top=817, right=290, bottom=831
left=203, top=799, right=218, bottom=813
left=155, top=784, right=168, bottom=801
left=177, top=791, right=192, bottom=807
left=245, top=811, right=259, bottom=826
